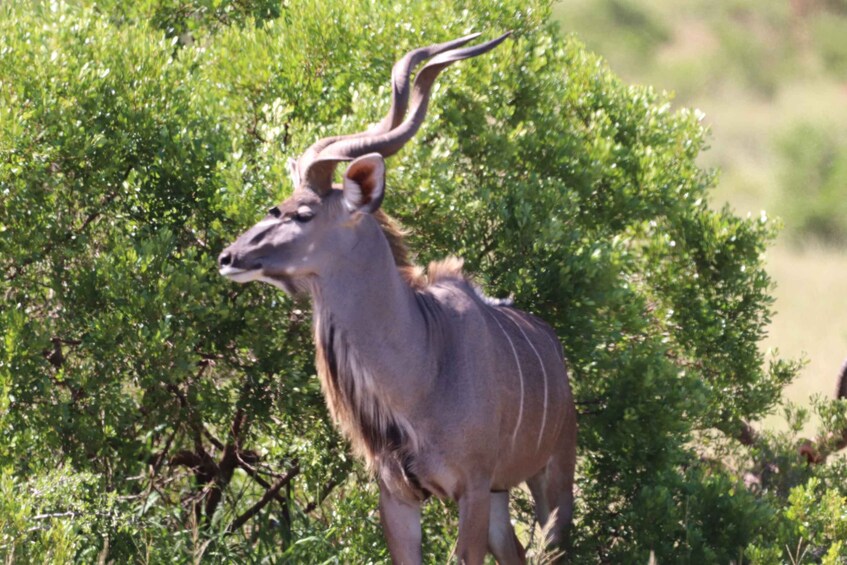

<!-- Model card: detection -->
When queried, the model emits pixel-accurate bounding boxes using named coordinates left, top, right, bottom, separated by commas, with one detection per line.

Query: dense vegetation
left=1, top=0, right=846, bottom=562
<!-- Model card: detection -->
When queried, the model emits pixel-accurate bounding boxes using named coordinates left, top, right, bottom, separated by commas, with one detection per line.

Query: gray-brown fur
left=219, top=34, right=576, bottom=565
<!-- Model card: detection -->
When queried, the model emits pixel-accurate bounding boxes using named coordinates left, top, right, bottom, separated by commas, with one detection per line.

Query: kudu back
left=219, top=33, right=576, bottom=564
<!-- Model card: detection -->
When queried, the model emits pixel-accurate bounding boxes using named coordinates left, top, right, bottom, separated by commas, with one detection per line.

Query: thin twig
left=303, top=477, right=341, bottom=514
left=32, top=511, right=79, bottom=520
left=237, top=458, right=289, bottom=508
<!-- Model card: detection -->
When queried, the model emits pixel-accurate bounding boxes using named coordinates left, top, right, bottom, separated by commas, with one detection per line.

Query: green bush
left=744, top=398, right=847, bottom=562
left=1, top=0, right=840, bottom=562
left=777, top=122, right=847, bottom=245
left=0, top=466, right=108, bottom=563
left=810, top=12, right=847, bottom=76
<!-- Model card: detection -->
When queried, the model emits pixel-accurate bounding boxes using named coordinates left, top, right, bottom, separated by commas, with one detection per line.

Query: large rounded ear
left=342, top=153, right=385, bottom=213
left=287, top=157, right=301, bottom=188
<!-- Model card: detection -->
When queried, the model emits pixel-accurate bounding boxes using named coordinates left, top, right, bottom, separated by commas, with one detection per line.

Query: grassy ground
left=765, top=242, right=847, bottom=403
left=553, top=0, right=847, bottom=427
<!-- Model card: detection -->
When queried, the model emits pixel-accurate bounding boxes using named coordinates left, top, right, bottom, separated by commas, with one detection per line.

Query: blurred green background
left=554, top=0, right=847, bottom=422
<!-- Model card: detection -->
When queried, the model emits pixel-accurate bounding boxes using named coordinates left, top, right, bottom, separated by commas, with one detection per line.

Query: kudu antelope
left=218, top=33, right=576, bottom=564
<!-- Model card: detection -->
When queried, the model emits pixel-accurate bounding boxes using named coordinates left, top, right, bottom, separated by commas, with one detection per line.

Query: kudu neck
left=310, top=215, right=435, bottom=402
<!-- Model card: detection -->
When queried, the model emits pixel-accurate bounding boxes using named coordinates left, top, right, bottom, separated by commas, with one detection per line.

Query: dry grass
left=764, top=242, right=847, bottom=405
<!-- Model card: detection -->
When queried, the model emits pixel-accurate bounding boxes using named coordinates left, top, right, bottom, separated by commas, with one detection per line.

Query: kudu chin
left=219, top=33, right=576, bottom=565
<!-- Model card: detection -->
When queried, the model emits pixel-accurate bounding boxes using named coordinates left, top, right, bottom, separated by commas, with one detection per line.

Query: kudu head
left=217, top=32, right=510, bottom=294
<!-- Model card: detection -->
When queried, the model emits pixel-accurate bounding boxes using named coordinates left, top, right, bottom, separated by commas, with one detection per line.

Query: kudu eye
left=268, top=207, right=281, bottom=218
left=294, top=207, right=314, bottom=223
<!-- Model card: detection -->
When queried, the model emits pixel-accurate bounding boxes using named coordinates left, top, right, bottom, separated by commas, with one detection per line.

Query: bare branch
left=236, top=456, right=290, bottom=508
left=227, top=464, right=300, bottom=533
left=150, top=426, right=181, bottom=476
left=203, top=428, right=225, bottom=452
left=204, top=407, right=249, bottom=521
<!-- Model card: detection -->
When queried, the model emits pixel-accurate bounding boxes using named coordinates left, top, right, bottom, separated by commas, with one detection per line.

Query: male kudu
left=218, top=33, right=577, bottom=564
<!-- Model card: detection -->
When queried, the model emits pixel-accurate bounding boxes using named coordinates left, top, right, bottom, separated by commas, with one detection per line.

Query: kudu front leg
left=453, top=486, right=491, bottom=565
left=379, top=481, right=422, bottom=565
left=488, top=491, right=526, bottom=565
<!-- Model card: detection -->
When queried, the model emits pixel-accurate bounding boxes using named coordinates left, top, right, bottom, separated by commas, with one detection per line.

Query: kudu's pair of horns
left=295, top=32, right=511, bottom=194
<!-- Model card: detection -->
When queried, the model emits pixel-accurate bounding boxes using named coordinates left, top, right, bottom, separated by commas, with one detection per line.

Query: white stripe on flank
left=543, top=330, right=568, bottom=443
left=503, top=310, right=549, bottom=451
left=486, top=308, right=525, bottom=448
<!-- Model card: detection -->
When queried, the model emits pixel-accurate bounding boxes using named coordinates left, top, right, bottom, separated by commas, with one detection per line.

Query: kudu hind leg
left=487, top=491, right=526, bottom=565
left=526, top=473, right=549, bottom=527
left=541, top=436, right=576, bottom=552
left=527, top=445, right=576, bottom=557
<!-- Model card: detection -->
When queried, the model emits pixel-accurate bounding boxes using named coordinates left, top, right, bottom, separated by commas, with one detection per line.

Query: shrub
left=777, top=122, right=847, bottom=245
left=810, top=12, right=847, bottom=76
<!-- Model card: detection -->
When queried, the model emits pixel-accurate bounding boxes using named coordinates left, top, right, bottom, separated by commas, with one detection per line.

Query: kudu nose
left=218, top=251, right=232, bottom=268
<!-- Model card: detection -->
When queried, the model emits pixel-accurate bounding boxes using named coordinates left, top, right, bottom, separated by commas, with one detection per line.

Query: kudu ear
left=342, top=153, right=385, bottom=213
left=287, top=157, right=301, bottom=188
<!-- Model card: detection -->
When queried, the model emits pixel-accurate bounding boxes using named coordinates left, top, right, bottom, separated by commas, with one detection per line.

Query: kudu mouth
left=218, top=250, right=263, bottom=283
left=219, top=266, right=261, bottom=283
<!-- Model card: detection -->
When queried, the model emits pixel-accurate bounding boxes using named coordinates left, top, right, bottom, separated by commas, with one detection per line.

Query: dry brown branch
left=227, top=464, right=300, bottom=533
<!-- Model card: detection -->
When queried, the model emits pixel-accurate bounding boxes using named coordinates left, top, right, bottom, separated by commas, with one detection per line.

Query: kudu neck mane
left=372, top=209, right=470, bottom=289
left=372, top=210, right=414, bottom=269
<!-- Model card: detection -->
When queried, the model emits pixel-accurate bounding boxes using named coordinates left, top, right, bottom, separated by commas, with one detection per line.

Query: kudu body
left=219, top=33, right=576, bottom=564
